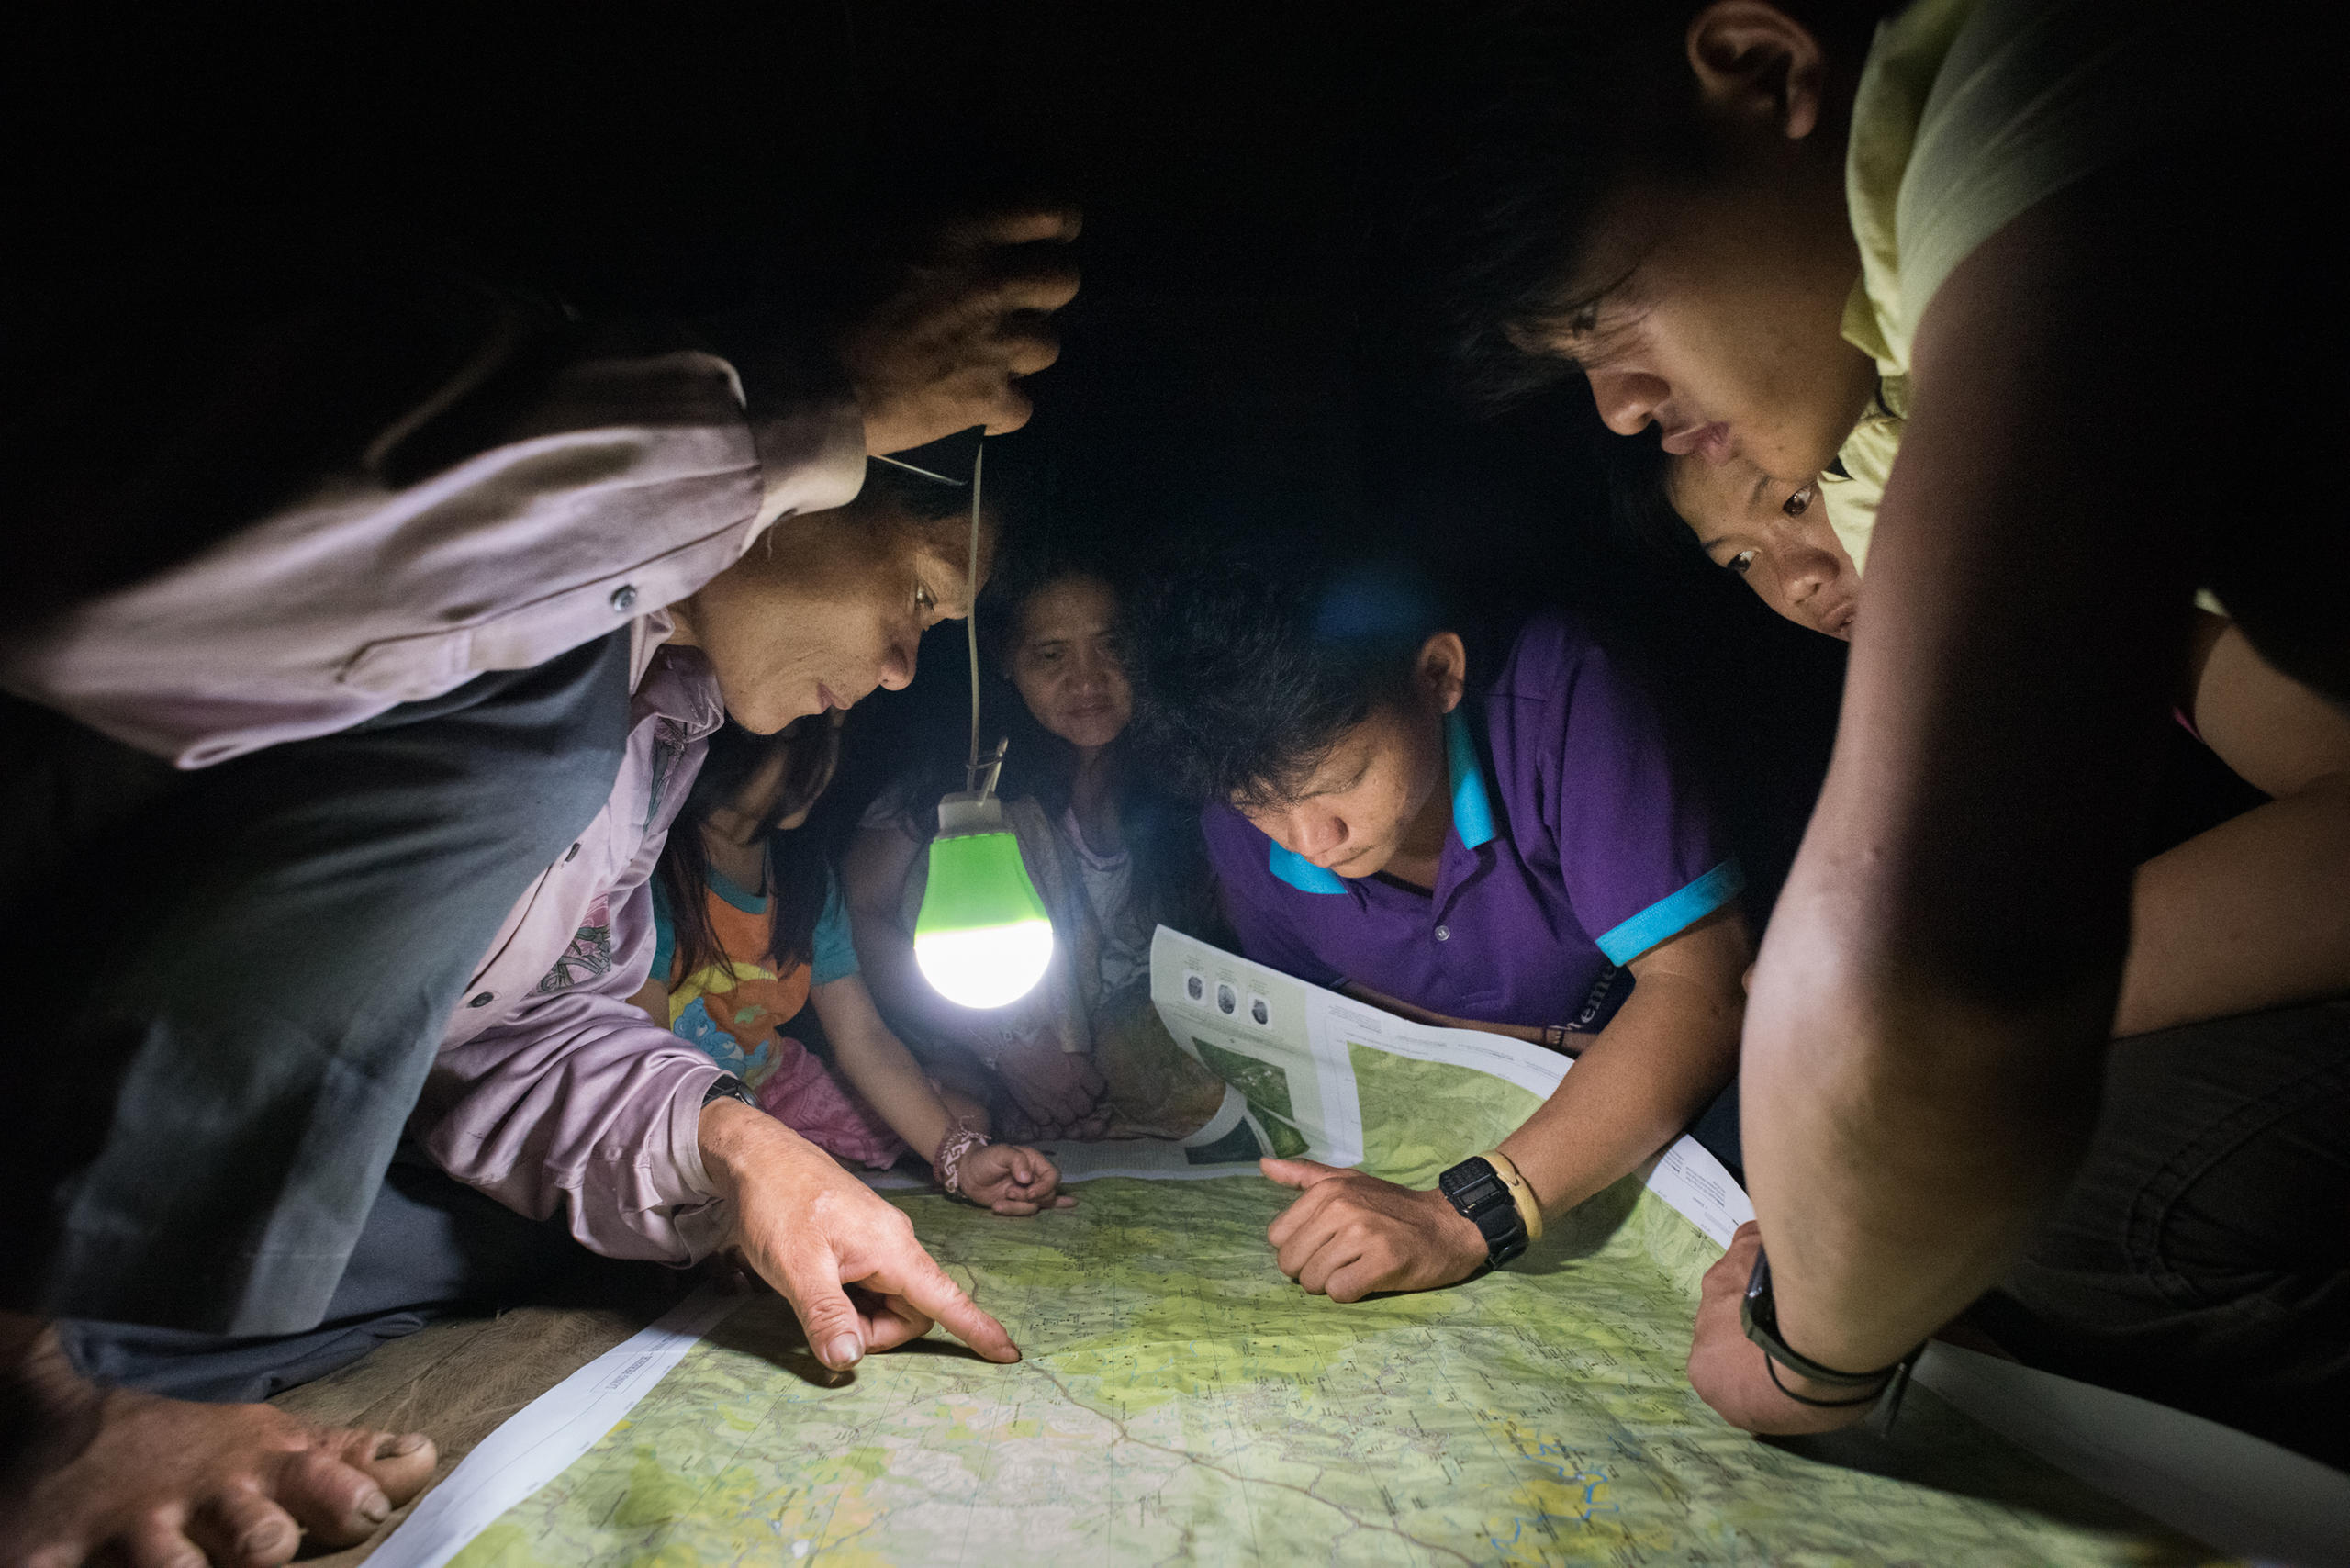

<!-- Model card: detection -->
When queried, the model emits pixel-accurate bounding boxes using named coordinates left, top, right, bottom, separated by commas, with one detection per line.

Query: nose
left=1274, top=807, right=1348, bottom=863
left=877, top=623, right=920, bottom=691
left=1586, top=367, right=1673, bottom=438
left=1775, top=543, right=1842, bottom=607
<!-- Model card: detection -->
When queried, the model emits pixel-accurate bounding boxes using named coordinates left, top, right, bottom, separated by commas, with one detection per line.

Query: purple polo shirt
left=1203, top=611, right=1739, bottom=1031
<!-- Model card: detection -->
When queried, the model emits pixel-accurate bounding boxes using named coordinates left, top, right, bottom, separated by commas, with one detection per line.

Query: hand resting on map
left=957, top=1141, right=1078, bottom=1215
left=699, top=1098, right=1022, bottom=1372
left=1260, top=1158, right=1490, bottom=1301
left=1685, top=1222, right=1876, bottom=1435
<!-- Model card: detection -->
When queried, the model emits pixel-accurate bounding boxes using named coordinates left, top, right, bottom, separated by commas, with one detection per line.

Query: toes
left=188, top=1486, right=301, bottom=1568
left=120, top=1516, right=207, bottom=1568
left=269, top=1448, right=394, bottom=1548
left=348, top=1428, right=437, bottom=1502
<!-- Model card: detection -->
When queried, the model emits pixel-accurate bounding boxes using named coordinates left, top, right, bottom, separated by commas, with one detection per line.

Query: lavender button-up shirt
left=1204, top=611, right=1740, bottom=1034
left=413, top=639, right=738, bottom=1264
left=1, top=282, right=866, bottom=767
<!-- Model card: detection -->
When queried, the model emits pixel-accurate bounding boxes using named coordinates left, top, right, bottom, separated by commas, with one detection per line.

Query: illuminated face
left=677, top=503, right=975, bottom=734
left=1236, top=699, right=1446, bottom=880
left=1669, top=454, right=1858, bottom=640
left=1007, top=574, right=1132, bottom=751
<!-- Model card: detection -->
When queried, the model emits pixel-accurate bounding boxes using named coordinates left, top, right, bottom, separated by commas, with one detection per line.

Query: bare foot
left=1, top=1316, right=437, bottom=1568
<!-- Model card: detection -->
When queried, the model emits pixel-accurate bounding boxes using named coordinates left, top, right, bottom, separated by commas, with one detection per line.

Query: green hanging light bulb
left=912, top=440, right=1057, bottom=1010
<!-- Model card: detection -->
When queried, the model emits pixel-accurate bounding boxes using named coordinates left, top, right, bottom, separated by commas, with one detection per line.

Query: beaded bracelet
left=933, top=1125, right=991, bottom=1199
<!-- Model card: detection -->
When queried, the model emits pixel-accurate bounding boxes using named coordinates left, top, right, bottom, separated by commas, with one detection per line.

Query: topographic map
left=390, top=933, right=2215, bottom=1567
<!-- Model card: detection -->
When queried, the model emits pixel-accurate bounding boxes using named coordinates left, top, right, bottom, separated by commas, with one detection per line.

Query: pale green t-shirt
left=1826, top=0, right=2211, bottom=578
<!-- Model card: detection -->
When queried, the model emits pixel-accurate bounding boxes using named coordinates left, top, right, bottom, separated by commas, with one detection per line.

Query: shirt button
left=1434, top=925, right=1451, bottom=942
left=565, top=842, right=581, bottom=863
left=467, top=991, right=495, bottom=1008
left=610, top=584, right=638, bottom=612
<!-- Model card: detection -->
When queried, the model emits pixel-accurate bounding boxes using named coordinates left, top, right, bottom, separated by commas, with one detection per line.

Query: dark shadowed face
left=1230, top=632, right=1466, bottom=880
left=1236, top=700, right=1445, bottom=880
left=1519, top=1, right=1876, bottom=486
left=1534, top=178, right=1876, bottom=487
left=1669, top=454, right=1857, bottom=640
left=673, top=502, right=979, bottom=734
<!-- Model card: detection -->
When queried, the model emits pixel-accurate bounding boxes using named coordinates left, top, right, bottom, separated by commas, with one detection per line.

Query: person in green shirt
left=1425, top=0, right=2346, bottom=1461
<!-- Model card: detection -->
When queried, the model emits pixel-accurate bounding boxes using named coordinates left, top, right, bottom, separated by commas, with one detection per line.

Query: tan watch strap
left=1479, top=1148, right=1543, bottom=1242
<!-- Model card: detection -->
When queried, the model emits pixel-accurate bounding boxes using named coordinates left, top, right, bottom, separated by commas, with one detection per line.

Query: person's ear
left=1686, top=2, right=1829, bottom=141
left=1416, top=632, right=1469, bottom=716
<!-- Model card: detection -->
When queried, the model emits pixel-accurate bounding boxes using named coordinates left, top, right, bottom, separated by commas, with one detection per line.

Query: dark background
left=11, top=1, right=1848, bottom=910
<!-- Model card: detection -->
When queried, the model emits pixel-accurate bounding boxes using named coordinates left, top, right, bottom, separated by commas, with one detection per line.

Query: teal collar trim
left=706, top=862, right=769, bottom=914
left=1265, top=706, right=1495, bottom=894
left=1268, top=841, right=1348, bottom=894
left=1445, top=707, right=1496, bottom=850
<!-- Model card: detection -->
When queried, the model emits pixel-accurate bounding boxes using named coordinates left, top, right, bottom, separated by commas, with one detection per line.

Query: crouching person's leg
left=0, top=632, right=631, bottom=1567
left=1975, top=1001, right=2350, bottom=1470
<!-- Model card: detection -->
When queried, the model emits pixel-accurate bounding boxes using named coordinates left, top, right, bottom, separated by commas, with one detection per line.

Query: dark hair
left=1412, top=1, right=1882, bottom=409
left=1605, top=431, right=1715, bottom=574
left=1124, top=547, right=1445, bottom=807
left=656, top=715, right=843, bottom=984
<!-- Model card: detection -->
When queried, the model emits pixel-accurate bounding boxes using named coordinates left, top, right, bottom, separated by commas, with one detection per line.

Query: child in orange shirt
left=635, top=712, right=1069, bottom=1215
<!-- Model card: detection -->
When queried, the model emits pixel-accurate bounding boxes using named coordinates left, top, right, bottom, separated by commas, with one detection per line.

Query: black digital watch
left=1438, top=1156, right=1529, bottom=1269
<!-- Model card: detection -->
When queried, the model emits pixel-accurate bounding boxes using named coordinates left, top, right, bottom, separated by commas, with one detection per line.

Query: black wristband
left=701, top=1073, right=757, bottom=1111
left=1740, top=1247, right=1917, bottom=1393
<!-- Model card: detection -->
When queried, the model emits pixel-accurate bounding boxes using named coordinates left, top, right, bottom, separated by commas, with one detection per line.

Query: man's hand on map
left=990, top=1034, right=1111, bottom=1140
left=1261, top=1159, right=1490, bottom=1302
left=699, top=1099, right=1023, bottom=1372
left=1685, top=1222, right=1875, bottom=1435
left=957, top=1143, right=1078, bottom=1216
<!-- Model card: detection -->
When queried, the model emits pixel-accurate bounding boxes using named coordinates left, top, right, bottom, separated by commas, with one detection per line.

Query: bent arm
left=2115, top=619, right=2350, bottom=1036
left=1500, top=911, right=1748, bottom=1216
left=3, top=276, right=864, bottom=767
left=811, top=974, right=962, bottom=1161
left=1742, top=162, right=2215, bottom=1382
left=417, top=880, right=728, bottom=1264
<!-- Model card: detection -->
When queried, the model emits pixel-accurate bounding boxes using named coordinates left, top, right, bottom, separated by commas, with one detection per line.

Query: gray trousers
left=1, top=632, right=632, bottom=1337
left=57, top=1147, right=584, bottom=1404
left=1978, top=1001, right=2350, bottom=1470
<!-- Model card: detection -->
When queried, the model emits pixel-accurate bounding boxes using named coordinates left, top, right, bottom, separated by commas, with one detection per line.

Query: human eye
left=1782, top=485, right=1816, bottom=518
left=915, top=582, right=937, bottom=616
left=1725, top=550, right=1757, bottom=577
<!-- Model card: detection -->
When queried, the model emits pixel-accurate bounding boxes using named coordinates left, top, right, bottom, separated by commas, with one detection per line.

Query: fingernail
left=826, top=1335, right=864, bottom=1369
left=359, top=1490, right=392, bottom=1524
left=384, top=1431, right=430, bottom=1457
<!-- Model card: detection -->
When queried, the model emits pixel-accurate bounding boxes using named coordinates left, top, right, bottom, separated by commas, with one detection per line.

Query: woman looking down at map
left=1125, top=550, right=1751, bottom=1302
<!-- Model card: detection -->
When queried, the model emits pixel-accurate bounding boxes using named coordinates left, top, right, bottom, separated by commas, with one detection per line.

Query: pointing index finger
left=881, top=1252, right=1021, bottom=1363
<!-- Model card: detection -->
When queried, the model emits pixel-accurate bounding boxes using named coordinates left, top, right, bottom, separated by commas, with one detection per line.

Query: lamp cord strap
left=965, top=437, right=985, bottom=788
left=934, top=1123, right=991, bottom=1199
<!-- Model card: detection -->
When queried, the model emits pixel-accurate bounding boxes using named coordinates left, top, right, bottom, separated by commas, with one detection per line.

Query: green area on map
left=445, top=1040, right=2205, bottom=1567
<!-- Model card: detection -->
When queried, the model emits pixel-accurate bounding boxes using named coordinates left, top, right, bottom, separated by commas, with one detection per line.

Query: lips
left=1659, top=422, right=1733, bottom=464
left=817, top=682, right=843, bottom=712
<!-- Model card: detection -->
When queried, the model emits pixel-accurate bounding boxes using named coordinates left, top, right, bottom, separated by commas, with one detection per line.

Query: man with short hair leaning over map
left=1125, top=549, right=1751, bottom=1302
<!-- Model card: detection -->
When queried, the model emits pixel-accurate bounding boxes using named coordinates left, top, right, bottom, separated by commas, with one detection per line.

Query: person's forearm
left=821, top=1014, right=955, bottom=1161
left=2115, top=772, right=2350, bottom=1037
left=1742, top=924, right=2111, bottom=1373
left=1496, top=970, right=1738, bottom=1217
